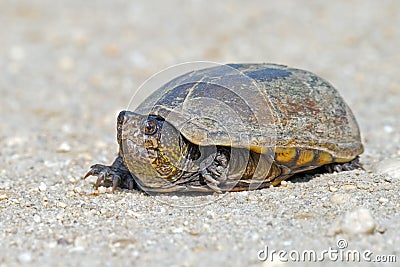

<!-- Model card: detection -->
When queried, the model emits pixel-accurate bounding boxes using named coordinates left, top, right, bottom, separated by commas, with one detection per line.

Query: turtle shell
left=135, top=63, right=363, bottom=160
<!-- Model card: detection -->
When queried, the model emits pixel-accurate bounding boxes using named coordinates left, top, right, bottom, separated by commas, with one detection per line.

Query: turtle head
left=117, top=110, right=188, bottom=189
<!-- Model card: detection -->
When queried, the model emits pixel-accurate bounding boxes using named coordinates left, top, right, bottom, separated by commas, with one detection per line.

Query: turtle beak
left=117, top=110, right=128, bottom=126
left=117, top=110, right=129, bottom=146
left=117, top=110, right=145, bottom=147
left=117, top=110, right=139, bottom=127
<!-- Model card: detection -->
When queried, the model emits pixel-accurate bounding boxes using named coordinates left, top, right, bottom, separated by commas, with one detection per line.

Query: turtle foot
left=200, top=148, right=230, bottom=193
left=325, top=156, right=363, bottom=173
left=83, top=156, right=136, bottom=192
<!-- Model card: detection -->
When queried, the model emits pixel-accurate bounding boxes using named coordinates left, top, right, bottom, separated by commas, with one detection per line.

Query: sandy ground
left=1, top=1, right=399, bottom=266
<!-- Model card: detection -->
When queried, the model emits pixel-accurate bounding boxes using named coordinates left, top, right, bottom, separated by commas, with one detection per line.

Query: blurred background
left=0, top=1, right=399, bottom=266
left=1, top=1, right=399, bottom=142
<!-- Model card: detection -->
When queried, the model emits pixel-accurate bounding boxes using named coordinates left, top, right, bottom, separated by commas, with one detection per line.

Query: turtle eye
left=144, top=119, right=157, bottom=135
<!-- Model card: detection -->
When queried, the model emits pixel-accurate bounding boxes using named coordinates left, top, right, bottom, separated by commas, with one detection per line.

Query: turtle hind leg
left=84, top=155, right=137, bottom=191
left=325, top=156, right=363, bottom=173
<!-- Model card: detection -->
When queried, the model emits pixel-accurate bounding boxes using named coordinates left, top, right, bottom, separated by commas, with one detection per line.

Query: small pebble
left=57, top=142, right=71, bottom=153
left=57, top=202, right=67, bottom=208
left=378, top=197, right=388, bottom=204
left=329, top=186, right=338, bottom=192
left=251, top=233, right=260, bottom=241
left=342, top=184, right=357, bottom=190
left=17, top=252, right=32, bottom=263
left=238, top=191, right=249, bottom=197
left=206, top=210, right=215, bottom=219
left=282, top=240, right=292, bottom=246
left=38, top=182, right=47, bottom=192
left=330, top=193, right=351, bottom=205
left=280, top=181, right=288, bottom=187
left=171, top=227, right=184, bottom=234
left=73, top=187, right=82, bottom=193
left=58, top=56, right=75, bottom=71
left=56, top=213, right=65, bottom=220
left=42, top=197, right=48, bottom=207
left=383, top=125, right=394, bottom=133
left=100, top=208, right=108, bottom=215
left=373, top=158, right=400, bottom=179
left=97, top=186, right=107, bottom=194
left=332, top=208, right=376, bottom=236
left=126, top=210, right=141, bottom=218
left=103, top=44, right=119, bottom=57
left=129, top=51, right=148, bottom=66
left=376, top=225, right=387, bottom=234
left=0, top=181, right=10, bottom=190
left=0, top=194, right=8, bottom=200
left=33, top=214, right=41, bottom=223
left=74, top=236, right=88, bottom=248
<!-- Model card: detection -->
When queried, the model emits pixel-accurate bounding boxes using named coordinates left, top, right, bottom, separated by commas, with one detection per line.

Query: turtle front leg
left=200, top=148, right=229, bottom=193
left=84, top=155, right=137, bottom=192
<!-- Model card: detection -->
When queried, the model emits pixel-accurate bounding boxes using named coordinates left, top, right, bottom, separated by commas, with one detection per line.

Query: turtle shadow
left=287, top=166, right=329, bottom=184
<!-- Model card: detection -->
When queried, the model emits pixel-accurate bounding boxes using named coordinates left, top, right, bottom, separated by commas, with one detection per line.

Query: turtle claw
left=84, top=156, right=137, bottom=191
left=206, top=182, right=223, bottom=194
left=201, top=170, right=222, bottom=193
left=112, top=175, right=121, bottom=192
left=83, top=165, right=98, bottom=179
left=83, top=164, right=121, bottom=192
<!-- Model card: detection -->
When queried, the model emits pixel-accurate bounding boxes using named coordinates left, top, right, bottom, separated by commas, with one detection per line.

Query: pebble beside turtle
left=84, top=63, right=364, bottom=193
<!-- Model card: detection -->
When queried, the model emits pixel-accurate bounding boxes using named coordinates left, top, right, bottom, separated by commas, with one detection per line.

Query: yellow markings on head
left=316, top=151, right=333, bottom=165
left=144, top=138, right=158, bottom=149
left=296, top=149, right=315, bottom=166
left=275, top=147, right=297, bottom=163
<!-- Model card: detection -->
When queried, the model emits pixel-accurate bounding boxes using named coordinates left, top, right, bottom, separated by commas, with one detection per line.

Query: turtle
left=84, top=63, right=363, bottom=193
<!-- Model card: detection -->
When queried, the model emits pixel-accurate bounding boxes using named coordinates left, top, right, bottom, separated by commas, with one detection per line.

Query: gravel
left=331, top=208, right=377, bottom=236
left=1, top=1, right=399, bottom=267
